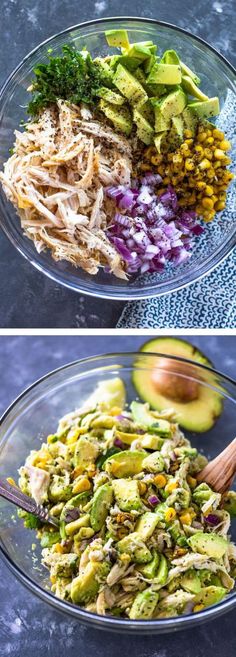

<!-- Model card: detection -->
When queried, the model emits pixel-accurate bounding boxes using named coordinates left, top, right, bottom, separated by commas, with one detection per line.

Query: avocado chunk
left=135, top=511, right=159, bottom=540
left=182, top=75, right=208, bottom=101
left=105, top=29, right=130, bottom=49
left=90, top=483, right=113, bottom=531
left=133, top=108, right=154, bottom=145
left=71, top=561, right=110, bottom=604
left=161, top=49, right=180, bottom=65
left=103, top=450, right=146, bottom=478
left=80, top=377, right=126, bottom=413
left=147, top=63, right=182, bottom=85
left=143, top=452, right=165, bottom=473
left=154, top=132, right=168, bottom=153
left=188, top=531, right=228, bottom=559
left=181, top=570, right=201, bottom=594
left=61, top=491, right=90, bottom=521
left=99, top=99, right=132, bottom=136
left=132, top=337, right=222, bottom=432
left=65, top=513, right=90, bottom=536
left=138, top=551, right=160, bottom=578
left=49, top=474, right=71, bottom=502
left=194, top=586, right=226, bottom=609
left=159, top=88, right=187, bottom=120
left=131, top=401, right=171, bottom=437
left=152, top=101, right=171, bottom=132
left=117, top=532, right=152, bottom=563
left=125, top=43, right=154, bottom=61
left=113, top=64, right=148, bottom=105
left=222, top=491, right=236, bottom=516
left=97, top=87, right=125, bottom=105
left=180, top=60, right=200, bottom=85
left=140, top=434, right=164, bottom=450
left=129, top=588, right=159, bottom=619
left=73, top=436, right=99, bottom=469
left=188, top=97, right=220, bottom=119
left=109, top=54, right=141, bottom=72
left=136, top=99, right=154, bottom=125
left=153, top=554, right=168, bottom=586
left=182, top=107, right=198, bottom=133
left=169, top=115, right=184, bottom=146
left=112, top=478, right=142, bottom=511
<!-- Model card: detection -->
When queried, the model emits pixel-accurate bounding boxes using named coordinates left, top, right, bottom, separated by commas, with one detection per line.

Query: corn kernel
left=165, top=507, right=176, bottom=522
left=50, top=575, right=57, bottom=584
left=185, top=138, right=194, bottom=146
left=67, top=431, right=79, bottom=445
left=117, top=527, right=128, bottom=539
left=151, top=155, right=162, bottom=166
left=6, top=477, right=17, bottom=487
left=180, top=512, right=192, bottom=526
left=184, top=129, right=193, bottom=138
left=202, top=197, right=214, bottom=210
left=193, top=604, right=204, bottom=613
left=214, top=148, right=226, bottom=160
left=173, top=547, right=188, bottom=558
left=165, top=481, right=178, bottom=494
left=212, top=128, right=224, bottom=140
left=72, top=477, right=91, bottom=494
left=120, top=553, right=131, bottom=562
left=205, top=136, right=214, bottom=145
left=204, top=148, right=213, bottom=160
left=138, top=481, right=147, bottom=495
left=194, top=145, right=204, bottom=156
left=109, top=406, right=122, bottom=416
left=204, top=185, right=214, bottom=196
left=196, top=181, right=206, bottom=191
left=163, top=176, right=171, bottom=184
left=185, top=158, right=195, bottom=171
left=219, top=140, right=231, bottom=151
left=145, top=146, right=155, bottom=158
left=203, top=210, right=216, bottom=222
left=154, top=474, right=167, bottom=488
left=37, top=460, right=48, bottom=470
left=197, top=131, right=207, bottom=143
left=54, top=543, right=64, bottom=554
left=187, top=475, right=197, bottom=488
left=47, top=434, right=57, bottom=444
left=215, top=201, right=226, bottom=212
left=199, top=158, right=211, bottom=170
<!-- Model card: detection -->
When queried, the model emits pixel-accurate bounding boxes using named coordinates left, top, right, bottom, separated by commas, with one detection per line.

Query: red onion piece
left=205, top=514, right=220, bottom=526
left=148, top=495, right=160, bottom=506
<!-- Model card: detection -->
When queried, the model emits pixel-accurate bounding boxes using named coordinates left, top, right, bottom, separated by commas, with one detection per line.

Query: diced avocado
left=131, top=401, right=171, bottom=437
left=133, top=108, right=154, bottom=145
left=97, top=87, right=125, bottom=105
left=182, top=107, right=198, bottom=133
left=161, top=49, right=180, bottom=65
left=113, top=64, right=148, bottom=106
left=222, top=491, right=236, bottom=516
left=105, top=29, right=130, bottom=49
left=65, top=513, right=90, bottom=536
left=143, top=452, right=165, bottom=473
left=159, top=88, right=187, bottom=120
left=125, top=44, right=154, bottom=61
left=132, top=337, right=222, bottom=432
left=129, top=588, right=159, bottom=619
left=148, top=83, right=167, bottom=98
left=143, top=54, right=156, bottom=75
left=169, top=115, right=184, bottom=147
left=49, top=474, right=71, bottom=502
left=138, top=551, right=160, bottom=579
left=94, top=58, right=114, bottom=87
left=188, top=532, right=228, bottom=559
left=109, top=54, right=141, bottom=72
left=117, top=532, right=152, bottom=563
left=152, top=101, right=171, bottom=132
left=74, top=527, right=95, bottom=541
left=194, top=586, right=226, bottom=609
left=103, top=450, right=146, bottom=478
left=40, top=531, right=61, bottom=548
left=73, top=436, right=99, bottom=469
left=71, top=561, right=110, bottom=604
left=90, top=483, right=113, bottom=531
left=137, top=99, right=155, bottom=125
left=141, top=434, right=164, bottom=450
left=84, top=377, right=126, bottom=413
left=99, top=99, right=132, bottom=136
left=182, top=75, right=208, bottom=101
left=147, top=63, right=182, bottom=85
left=181, top=569, right=201, bottom=594
left=153, top=554, right=168, bottom=586
left=61, top=492, right=90, bottom=521
left=154, top=132, right=168, bottom=153
left=188, top=97, right=220, bottom=119
left=114, top=430, right=143, bottom=445
left=135, top=512, right=159, bottom=540
left=112, top=479, right=142, bottom=511
left=180, top=60, right=200, bottom=85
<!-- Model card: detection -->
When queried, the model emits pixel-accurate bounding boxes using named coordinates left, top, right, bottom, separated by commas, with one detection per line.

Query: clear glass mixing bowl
left=0, top=352, right=235, bottom=633
left=0, top=18, right=235, bottom=300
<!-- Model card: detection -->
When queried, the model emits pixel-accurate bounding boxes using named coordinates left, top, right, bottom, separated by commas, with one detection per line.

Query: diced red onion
left=148, top=495, right=160, bottom=506
left=205, top=514, right=220, bottom=526
left=114, top=438, right=125, bottom=449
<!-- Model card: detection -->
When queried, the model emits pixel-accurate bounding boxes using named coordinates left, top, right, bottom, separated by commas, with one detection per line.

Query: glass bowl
left=0, top=18, right=235, bottom=300
left=0, top=352, right=235, bottom=633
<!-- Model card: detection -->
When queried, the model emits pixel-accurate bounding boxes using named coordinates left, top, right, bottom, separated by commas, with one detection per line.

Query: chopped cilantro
left=28, top=45, right=104, bottom=116
left=18, top=509, right=42, bottom=529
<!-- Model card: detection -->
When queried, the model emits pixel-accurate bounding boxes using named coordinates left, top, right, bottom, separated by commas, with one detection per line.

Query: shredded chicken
left=0, top=101, right=132, bottom=278
left=24, top=465, right=50, bottom=505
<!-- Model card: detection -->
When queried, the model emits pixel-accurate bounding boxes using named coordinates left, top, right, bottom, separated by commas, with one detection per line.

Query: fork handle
left=0, top=479, right=59, bottom=528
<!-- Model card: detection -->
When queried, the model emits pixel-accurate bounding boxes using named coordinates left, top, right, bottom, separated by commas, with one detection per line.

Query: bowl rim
left=0, top=16, right=235, bottom=301
left=0, top=350, right=236, bottom=632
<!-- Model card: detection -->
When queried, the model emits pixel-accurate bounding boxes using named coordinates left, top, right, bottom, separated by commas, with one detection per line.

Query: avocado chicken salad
left=0, top=29, right=234, bottom=279
left=16, top=377, right=236, bottom=620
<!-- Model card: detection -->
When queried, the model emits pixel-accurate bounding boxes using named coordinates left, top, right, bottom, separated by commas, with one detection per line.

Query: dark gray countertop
left=0, top=335, right=235, bottom=655
left=0, top=0, right=235, bottom=328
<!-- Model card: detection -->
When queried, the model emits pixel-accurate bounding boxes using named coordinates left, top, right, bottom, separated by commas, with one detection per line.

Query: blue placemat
left=117, top=91, right=236, bottom=329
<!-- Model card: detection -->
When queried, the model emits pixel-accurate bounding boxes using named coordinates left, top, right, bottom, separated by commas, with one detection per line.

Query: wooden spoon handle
left=197, top=437, right=236, bottom=494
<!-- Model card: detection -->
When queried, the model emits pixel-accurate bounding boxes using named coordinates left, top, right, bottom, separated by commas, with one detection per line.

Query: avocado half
left=132, top=337, right=222, bottom=433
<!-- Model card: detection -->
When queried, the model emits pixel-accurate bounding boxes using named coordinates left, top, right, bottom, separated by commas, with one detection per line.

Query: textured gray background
left=0, top=334, right=236, bottom=655
left=0, top=0, right=235, bottom=328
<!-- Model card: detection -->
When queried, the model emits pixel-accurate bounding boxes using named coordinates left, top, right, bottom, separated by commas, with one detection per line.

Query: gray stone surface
left=0, top=0, right=235, bottom=327
left=0, top=335, right=235, bottom=655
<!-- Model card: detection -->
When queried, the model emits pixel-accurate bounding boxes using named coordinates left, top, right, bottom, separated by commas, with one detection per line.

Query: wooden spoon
left=197, top=437, right=236, bottom=494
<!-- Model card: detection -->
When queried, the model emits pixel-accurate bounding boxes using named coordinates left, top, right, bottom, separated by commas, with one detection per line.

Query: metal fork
left=0, top=478, right=59, bottom=528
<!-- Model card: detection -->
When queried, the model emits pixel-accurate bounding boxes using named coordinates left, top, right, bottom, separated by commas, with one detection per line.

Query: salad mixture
left=0, top=29, right=234, bottom=278
left=16, top=378, right=236, bottom=620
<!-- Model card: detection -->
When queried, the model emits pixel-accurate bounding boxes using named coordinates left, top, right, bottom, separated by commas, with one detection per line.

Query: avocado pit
left=151, top=359, right=200, bottom=403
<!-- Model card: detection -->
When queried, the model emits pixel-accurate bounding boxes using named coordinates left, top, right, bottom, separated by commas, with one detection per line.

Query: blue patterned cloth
left=117, top=91, right=236, bottom=329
